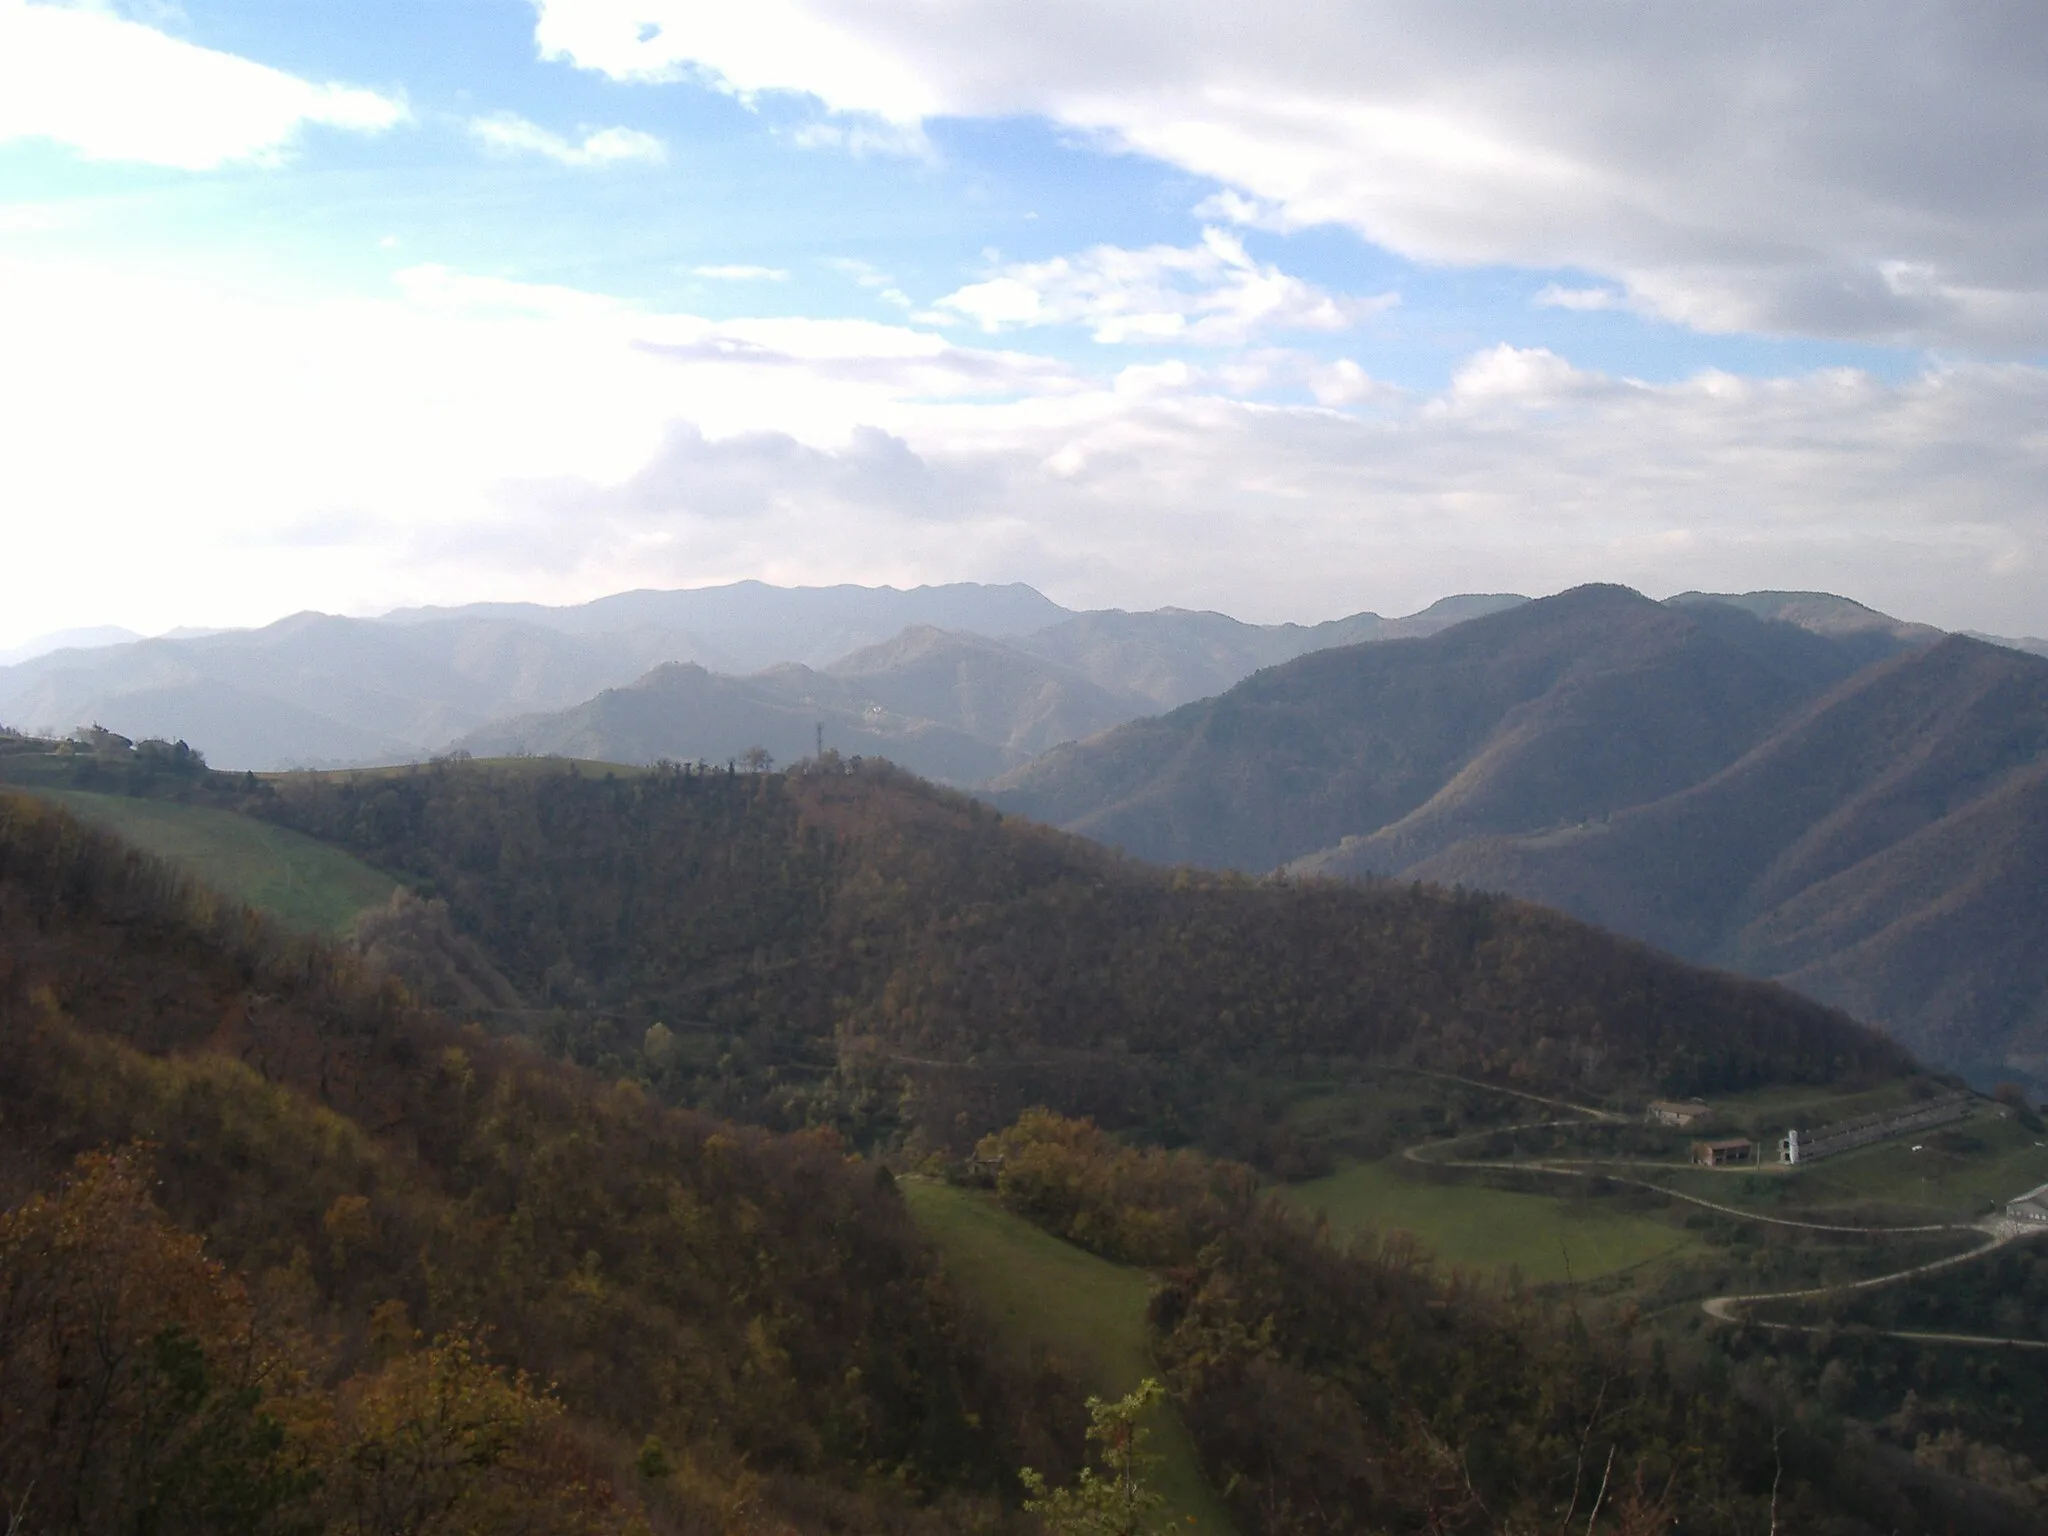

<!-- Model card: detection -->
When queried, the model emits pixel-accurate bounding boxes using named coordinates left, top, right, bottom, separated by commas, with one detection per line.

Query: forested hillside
left=982, top=584, right=2048, bottom=1091
left=0, top=790, right=1068, bottom=1534
left=1414, top=633, right=2048, bottom=1086
left=988, top=584, right=1870, bottom=873
left=216, top=753, right=1914, bottom=1161
left=4, top=788, right=2017, bottom=1533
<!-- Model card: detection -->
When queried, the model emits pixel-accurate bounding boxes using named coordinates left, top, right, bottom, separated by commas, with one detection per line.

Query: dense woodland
left=984, top=584, right=2048, bottom=1096
left=206, top=755, right=1914, bottom=1164
left=0, top=758, right=2042, bottom=1528
left=0, top=790, right=1078, bottom=1533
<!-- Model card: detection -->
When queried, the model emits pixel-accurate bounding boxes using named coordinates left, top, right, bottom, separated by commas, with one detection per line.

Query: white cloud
left=1535, top=284, right=1625, bottom=313
left=531, top=0, right=940, bottom=118
left=0, top=0, right=407, bottom=169
left=5, top=253, right=2048, bottom=647
left=530, top=0, right=2048, bottom=349
left=689, top=264, right=790, bottom=282
left=783, top=116, right=931, bottom=159
left=1443, top=345, right=1618, bottom=408
left=935, top=228, right=1394, bottom=345
left=824, top=257, right=895, bottom=288
left=822, top=257, right=915, bottom=311
left=467, top=111, right=665, bottom=166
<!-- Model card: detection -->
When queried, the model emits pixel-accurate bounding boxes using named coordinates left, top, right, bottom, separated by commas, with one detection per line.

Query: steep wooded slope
left=1010, top=594, right=1525, bottom=711
left=0, top=790, right=1060, bottom=1533
left=984, top=586, right=2048, bottom=1088
left=1414, top=635, right=2048, bottom=1084
left=3, top=789, right=1994, bottom=1536
left=240, top=755, right=1910, bottom=1158
left=989, top=585, right=1866, bottom=873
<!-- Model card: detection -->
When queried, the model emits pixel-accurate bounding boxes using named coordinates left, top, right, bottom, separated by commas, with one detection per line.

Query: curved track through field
left=1394, top=1088, right=2047, bottom=1348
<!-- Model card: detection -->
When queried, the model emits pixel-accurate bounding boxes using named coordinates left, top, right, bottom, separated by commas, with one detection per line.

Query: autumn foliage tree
left=0, top=1148, right=314, bottom=1535
left=1020, top=1379, right=1167, bottom=1536
left=0, top=1148, right=629, bottom=1536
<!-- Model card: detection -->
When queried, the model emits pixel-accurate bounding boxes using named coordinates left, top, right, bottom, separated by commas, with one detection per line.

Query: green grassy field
left=1657, top=1106, right=2048, bottom=1218
left=1282, top=1158, right=1701, bottom=1285
left=900, top=1180, right=1236, bottom=1536
left=35, top=790, right=396, bottom=936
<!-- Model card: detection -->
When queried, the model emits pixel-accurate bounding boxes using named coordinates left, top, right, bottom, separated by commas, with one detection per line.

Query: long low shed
left=1778, top=1091, right=1972, bottom=1164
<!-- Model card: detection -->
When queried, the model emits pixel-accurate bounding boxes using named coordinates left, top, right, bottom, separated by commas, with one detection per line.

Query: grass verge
left=901, top=1179, right=1235, bottom=1535
left=1282, top=1157, right=1700, bottom=1285
left=34, top=789, right=396, bottom=936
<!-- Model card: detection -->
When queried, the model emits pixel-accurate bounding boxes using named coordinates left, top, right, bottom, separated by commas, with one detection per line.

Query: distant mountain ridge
left=0, top=625, right=144, bottom=668
left=985, top=584, right=2048, bottom=1091
left=377, top=578, right=1072, bottom=671
left=0, top=581, right=1522, bottom=774
left=1009, top=594, right=1526, bottom=711
left=452, top=596, right=1523, bottom=779
left=8, top=577, right=2043, bottom=786
left=988, top=586, right=1880, bottom=871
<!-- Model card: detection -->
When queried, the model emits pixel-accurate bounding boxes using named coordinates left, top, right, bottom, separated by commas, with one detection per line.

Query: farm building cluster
left=1656, top=1090, right=1976, bottom=1169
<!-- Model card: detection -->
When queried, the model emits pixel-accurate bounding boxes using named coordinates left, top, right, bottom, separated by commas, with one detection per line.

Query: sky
left=3, top=0, right=2047, bottom=646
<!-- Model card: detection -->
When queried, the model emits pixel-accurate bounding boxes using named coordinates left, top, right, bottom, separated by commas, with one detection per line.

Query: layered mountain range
left=989, top=585, right=2048, bottom=1090
left=8, top=578, right=2047, bottom=1088
left=0, top=583, right=1517, bottom=774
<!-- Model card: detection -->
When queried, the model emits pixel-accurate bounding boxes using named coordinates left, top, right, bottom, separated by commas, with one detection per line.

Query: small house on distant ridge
left=1649, top=1099, right=1710, bottom=1128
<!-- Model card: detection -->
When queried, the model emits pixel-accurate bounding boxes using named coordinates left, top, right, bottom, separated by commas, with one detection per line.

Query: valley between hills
left=7, top=581, right=2048, bottom=1532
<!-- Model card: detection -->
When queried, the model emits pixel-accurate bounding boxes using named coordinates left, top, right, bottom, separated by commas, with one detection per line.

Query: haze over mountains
left=9, top=575, right=2048, bottom=1091
left=0, top=583, right=1519, bottom=775
left=989, top=584, right=2048, bottom=1093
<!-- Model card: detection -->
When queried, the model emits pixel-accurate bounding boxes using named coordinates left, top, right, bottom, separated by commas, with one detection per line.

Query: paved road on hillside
left=1397, top=1091, right=2048, bottom=1348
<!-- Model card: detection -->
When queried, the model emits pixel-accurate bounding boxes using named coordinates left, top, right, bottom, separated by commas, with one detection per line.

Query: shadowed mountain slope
left=989, top=585, right=1868, bottom=873
left=816, top=625, right=1144, bottom=757
left=1013, top=594, right=1525, bottom=711
left=1668, top=589, right=1941, bottom=666
left=1411, top=635, right=2048, bottom=1084
left=989, top=590, right=2048, bottom=1088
